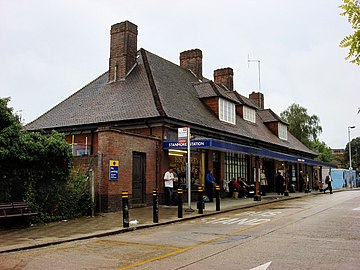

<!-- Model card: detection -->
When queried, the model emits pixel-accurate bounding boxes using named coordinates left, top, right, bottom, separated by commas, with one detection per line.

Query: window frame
left=219, top=98, right=236, bottom=125
left=278, top=122, right=288, bottom=140
left=243, top=106, right=256, bottom=123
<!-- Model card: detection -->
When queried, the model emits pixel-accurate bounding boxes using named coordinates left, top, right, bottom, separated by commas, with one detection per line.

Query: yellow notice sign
left=110, top=160, right=119, bottom=166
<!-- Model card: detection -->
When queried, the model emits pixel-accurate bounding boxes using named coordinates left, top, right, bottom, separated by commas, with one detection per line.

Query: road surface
left=1, top=190, right=360, bottom=270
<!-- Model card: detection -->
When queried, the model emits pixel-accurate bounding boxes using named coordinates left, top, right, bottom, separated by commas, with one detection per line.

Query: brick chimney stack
left=249, top=91, right=264, bottom=109
left=214, top=68, right=234, bottom=91
left=108, top=21, right=138, bottom=82
left=180, top=49, right=203, bottom=80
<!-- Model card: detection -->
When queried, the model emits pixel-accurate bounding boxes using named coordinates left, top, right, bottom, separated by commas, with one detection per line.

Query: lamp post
left=348, top=126, right=355, bottom=171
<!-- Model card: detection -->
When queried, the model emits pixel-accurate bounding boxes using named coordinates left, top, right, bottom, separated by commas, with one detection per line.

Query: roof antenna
left=248, top=54, right=262, bottom=93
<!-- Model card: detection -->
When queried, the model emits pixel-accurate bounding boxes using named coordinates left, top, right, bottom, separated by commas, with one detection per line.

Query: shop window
left=169, top=150, right=201, bottom=187
left=224, top=152, right=248, bottom=181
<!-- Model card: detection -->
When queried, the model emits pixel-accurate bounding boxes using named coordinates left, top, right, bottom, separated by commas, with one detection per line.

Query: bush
left=1, top=98, right=92, bottom=225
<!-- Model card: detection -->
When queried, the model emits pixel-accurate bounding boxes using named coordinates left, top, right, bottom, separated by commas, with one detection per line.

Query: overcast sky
left=1, top=0, right=359, bottom=149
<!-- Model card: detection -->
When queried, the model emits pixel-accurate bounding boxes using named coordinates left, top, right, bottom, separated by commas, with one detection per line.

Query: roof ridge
left=140, top=49, right=166, bottom=117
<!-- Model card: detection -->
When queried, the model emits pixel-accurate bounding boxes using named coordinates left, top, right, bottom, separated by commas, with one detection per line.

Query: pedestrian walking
left=323, top=175, right=333, bottom=194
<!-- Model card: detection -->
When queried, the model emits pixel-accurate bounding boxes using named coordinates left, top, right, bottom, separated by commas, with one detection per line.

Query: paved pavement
left=0, top=191, right=332, bottom=253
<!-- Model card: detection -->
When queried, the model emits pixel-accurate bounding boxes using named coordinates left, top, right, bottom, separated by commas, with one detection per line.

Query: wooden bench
left=0, top=202, right=38, bottom=219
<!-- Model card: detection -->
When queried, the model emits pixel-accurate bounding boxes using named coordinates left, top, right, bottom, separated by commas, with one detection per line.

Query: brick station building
left=26, top=21, right=335, bottom=212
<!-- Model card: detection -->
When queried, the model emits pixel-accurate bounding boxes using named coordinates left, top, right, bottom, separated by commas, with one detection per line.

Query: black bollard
left=197, top=185, right=204, bottom=214
left=153, top=188, right=159, bottom=223
left=122, top=191, right=129, bottom=228
left=215, top=185, right=221, bottom=211
left=177, top=188, right=183, bottom=218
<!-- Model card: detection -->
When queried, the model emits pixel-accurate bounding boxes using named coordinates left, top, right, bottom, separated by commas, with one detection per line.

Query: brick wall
left=97, top=128, right=160, bottom=211
left=265, top=122, right=278, bottom=137
left=203, top=97, right=219, bottom=117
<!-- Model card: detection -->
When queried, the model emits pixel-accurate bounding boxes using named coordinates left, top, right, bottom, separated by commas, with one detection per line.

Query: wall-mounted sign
left=109, top=160, right=119, bottom=180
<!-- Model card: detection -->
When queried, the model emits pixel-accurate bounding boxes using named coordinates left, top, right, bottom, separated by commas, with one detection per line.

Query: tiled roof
left=26, top=48, right=315, bottom=156
left=258, top=109, right=288, bottom=124
left=26, top=53, right=161, bottom=130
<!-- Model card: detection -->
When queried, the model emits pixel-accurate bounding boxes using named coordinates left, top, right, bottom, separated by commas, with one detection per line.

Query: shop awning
left=163, top=138, right=337, bottom=168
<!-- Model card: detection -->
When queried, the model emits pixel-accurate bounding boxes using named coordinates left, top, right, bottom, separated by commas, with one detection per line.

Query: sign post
left=181, top=127, right=194, bottom=212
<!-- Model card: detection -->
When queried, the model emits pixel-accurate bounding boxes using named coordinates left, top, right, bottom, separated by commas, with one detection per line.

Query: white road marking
left=201, top=211, right=282, bottom=226
left=204, top=217, right=270, bottom=225
left=250, top=261, right=272, bottom=270
left=353, top=206, right=360, bottom=210
left=235, top=211, right=282, bottom=217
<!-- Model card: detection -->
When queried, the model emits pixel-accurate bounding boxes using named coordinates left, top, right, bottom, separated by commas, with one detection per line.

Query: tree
left=0, top=97, right=24, bottom=201
left=280, top=103, right=322, bottom=148
left=339, top=0, right=360, bottom=65
left=310, top=140, right=333, bottom=163
left=0, top=98, right=90, bottom=222
left=280, top=103, right=333, bottom=163
left=344, top=137, right=360, bottom=170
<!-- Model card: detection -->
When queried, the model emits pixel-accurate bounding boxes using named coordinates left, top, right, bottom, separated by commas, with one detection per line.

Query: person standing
left=275, top=171, right=285, bottom=195
left=323, top=175, right=333, bottom=194
left=260, top=170, right=268, bottom=196
left=304, top=172, right=310, bottom=192
left=205, top=170, right=215, bottom=202
left=299, top=171, right=304, bottom=192
left=163, top=168, right=175, bottom=205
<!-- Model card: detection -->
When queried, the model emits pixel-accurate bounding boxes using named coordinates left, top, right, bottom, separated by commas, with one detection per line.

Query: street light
left=348, top=126, right=355, bottom=171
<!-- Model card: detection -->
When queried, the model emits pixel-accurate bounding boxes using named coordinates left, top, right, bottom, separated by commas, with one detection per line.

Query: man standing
left=205, top=170, right=215, bottom=202
left=275, top=171, right=285, bottom=195
left=164, top=168, right=175, bottom=205
left=299, top=171, right=304, bottom=192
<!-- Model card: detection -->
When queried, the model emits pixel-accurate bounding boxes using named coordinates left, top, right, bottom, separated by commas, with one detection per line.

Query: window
left=278, top=122, right=288, bottom=140
left=72, top=143, right=91, bottom=156
left=219, top=98, right=236, bottom=124
left=243, top=106, right=256, bottom=123
left=225, top=152, right=248, bottom=181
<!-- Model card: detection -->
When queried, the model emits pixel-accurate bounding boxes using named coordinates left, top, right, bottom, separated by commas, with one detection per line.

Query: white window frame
left=243, top=106, right=256, bottom=123
left=219, top=98, right=236, bottom=124
left=278, top=122, right=288, bottom=140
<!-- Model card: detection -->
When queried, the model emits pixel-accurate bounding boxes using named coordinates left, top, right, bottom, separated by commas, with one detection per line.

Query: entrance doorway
left=132, top=152, right=146, bottom=205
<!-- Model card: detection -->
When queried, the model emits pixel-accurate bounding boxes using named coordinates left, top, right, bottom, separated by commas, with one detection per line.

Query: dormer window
left=219, top=98, right=236, bottom=124
left=278, top=122, right=288, bottom=140
left=243, top=106, right=256, bottom=123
